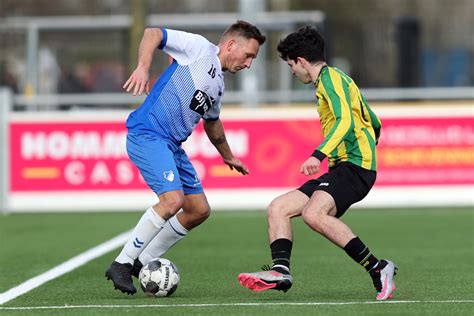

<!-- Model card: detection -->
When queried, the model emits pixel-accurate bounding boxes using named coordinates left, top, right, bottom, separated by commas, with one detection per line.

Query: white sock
left=138, top=213, right=188, bottom=265
left=115, top=207, right=166, bottom=264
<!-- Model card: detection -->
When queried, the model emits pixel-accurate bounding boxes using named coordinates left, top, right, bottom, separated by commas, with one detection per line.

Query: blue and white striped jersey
left=126, top=28, right=225, bottom=144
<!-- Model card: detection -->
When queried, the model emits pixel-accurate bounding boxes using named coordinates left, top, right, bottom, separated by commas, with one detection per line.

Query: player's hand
left=300, top=156, right=321, bottom=176
left=123, top=67, right=150, bottom=96
left=223, top=158, right=250, bottom=175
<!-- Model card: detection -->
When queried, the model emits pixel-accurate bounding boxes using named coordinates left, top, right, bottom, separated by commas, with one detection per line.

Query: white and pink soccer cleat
left=238, top=270, right=293, bottom=292
left=369, top=259, right=398, bottom=300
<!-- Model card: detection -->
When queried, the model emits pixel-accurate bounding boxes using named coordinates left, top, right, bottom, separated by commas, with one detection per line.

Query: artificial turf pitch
left=0, top=207, right=473, bottom=315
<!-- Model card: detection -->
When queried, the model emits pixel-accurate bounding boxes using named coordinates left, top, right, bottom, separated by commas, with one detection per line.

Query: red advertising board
left=376, top=117, right=474, bottom=186
left=9, top=115, right=474, bottom=192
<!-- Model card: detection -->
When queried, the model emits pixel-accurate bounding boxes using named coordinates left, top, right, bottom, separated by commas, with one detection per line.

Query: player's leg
left=301, top=163, right=397, bottom=300
left=238, top=189, right=309, bottom=292
left=301, top=190, right=354, bottom=247
left=267, top=190, right=309, bottom=274
left=132, top=147, right=209, bottom=274
left=105, top=134, right=184, bottom=295
left=135, top=193, right=210, bottom=273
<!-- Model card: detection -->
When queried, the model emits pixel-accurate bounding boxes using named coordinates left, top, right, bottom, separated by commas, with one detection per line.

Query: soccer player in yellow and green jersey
left=314, top=65, right=381, bottom=171
left=238, top=26, right=397, bottom=301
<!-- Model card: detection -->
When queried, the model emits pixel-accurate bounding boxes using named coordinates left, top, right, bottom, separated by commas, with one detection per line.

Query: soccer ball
left=138, top=258, right=180, bottom=297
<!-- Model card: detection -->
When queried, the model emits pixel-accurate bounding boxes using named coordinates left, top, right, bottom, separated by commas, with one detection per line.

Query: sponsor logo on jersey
left=319, top=182, right=329, bottom=186
left=190, top=90, right=214, bottom=115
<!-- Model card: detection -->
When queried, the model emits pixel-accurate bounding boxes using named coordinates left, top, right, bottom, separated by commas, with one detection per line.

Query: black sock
left=343, top=237, right=379, bottom=272
left=270, top=238, right=292, bottom=274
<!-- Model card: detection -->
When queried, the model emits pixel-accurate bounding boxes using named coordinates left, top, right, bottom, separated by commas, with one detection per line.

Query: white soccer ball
left=138, top=258, right=180, bottom=297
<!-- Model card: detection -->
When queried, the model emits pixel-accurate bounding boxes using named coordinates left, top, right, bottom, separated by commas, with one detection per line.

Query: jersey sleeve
left=360, top=95, right=382, bottom=143
left=203, top=79, right=224, bottom=121
left=159, top=28, right=212, bottom=65
left=203, top=98, right=221, bottom=121
left=315, top=72, right=353, bottom=159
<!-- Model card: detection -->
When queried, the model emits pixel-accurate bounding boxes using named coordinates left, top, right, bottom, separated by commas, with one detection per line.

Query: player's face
left=287, top=59, right=312, bottom=84
left=226, top=37, right=260, bottom=73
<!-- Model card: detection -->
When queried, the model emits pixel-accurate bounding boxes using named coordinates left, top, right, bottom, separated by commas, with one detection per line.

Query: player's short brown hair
left=222, top=20, right=266, bottom=45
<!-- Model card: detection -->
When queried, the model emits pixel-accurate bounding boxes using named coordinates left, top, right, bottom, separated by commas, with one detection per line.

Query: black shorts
left=297, top=162, right=376, bottom=218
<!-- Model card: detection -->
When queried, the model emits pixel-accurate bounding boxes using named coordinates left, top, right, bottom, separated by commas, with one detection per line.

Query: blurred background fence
left=0, top=0, right=473, bottom=213
left=1, top=0, right=473, bottom=104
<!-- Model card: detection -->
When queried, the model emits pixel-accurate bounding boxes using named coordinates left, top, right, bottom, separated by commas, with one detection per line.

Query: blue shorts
left=126, top=133, right=203, bottom=196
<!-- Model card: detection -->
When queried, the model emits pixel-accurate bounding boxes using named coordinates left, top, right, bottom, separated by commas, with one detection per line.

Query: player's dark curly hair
left=223, top=20, right=266, bottom=45
left=277, top=25, right=325, bottom=63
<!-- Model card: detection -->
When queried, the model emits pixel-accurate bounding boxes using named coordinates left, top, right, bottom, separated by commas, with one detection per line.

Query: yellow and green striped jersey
left=313, top=66, right=381, bottom=171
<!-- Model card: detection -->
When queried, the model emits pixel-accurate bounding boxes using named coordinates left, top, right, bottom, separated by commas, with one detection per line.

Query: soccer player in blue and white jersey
left=105, top=21, right=266, bottom=295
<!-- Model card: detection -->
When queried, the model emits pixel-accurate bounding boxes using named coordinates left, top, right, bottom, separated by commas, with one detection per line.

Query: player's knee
left=160, top=193, right=185, bottom=214
left=184, top=204, right=210, bottom=228
left=195, top=204, right=211, bottom=221
left=301, top=208, right=312, bottom=225
left=301, top=208, right=325, bottom=233
left=267, top=199, right=286, bottom=219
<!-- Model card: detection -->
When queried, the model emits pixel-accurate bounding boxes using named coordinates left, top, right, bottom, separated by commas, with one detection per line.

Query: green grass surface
left=0, top=208, right=473, bottom=315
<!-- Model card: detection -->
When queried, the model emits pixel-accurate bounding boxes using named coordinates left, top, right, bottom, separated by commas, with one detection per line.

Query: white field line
left=0, top=300, right=473, bottom=310
left=0, top=230, right=132, bottom=305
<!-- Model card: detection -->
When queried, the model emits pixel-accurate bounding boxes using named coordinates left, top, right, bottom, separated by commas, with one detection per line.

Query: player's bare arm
left=203, top=119, right=249, bottom=175
left=123, top=28, right=164, bottom=96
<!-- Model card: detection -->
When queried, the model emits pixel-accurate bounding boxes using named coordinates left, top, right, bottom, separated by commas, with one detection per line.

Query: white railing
left=10, top=87, right=474, bottom=110
left=0, top=11, right=325, bottom=30
left=0, top=88, right=12, bottom=213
